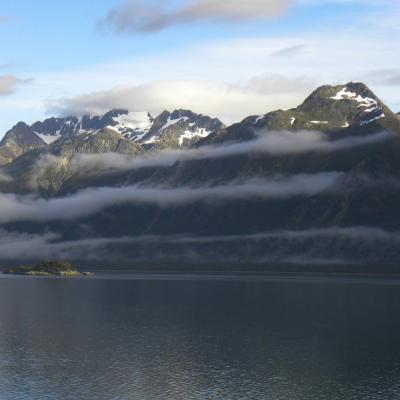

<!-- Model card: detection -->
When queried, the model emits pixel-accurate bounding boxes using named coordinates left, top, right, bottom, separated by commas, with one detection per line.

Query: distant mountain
left=0, top=109, right=224, bottom=167
left=205, top=82, right=400, bottom=144
left=1, top=82, right=400, bottom=267
left=31, top=108, right=223, bottom=147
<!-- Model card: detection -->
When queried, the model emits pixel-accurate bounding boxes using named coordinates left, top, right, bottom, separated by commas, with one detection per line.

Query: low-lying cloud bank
left=70, top=130, right=392, bottom=175
left=0, top=226, right=399, bottom=262
left=0, top=173, right=341, bottom=222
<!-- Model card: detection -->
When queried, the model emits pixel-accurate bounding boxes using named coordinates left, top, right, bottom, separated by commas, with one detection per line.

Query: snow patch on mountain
left=113, top=112, right=152, bottom=132
left=331, top=87, right=379, bottom=110
left=107, top=111, right=153, bottom=141
left=255, top=114, right=265, bottom=124
left=178, top=128, right=212, bottom=147
left=331, top=87, right=357, bottom=101
left=35, top=132, right=62, bottom=145
left=160, top=116, right=189, bottom=131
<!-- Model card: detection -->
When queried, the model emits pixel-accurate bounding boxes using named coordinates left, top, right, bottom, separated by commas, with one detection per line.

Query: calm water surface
left=1, top=273, right=400, bottom=399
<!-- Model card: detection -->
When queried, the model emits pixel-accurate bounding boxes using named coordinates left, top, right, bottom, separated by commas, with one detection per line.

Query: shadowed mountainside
left=0, top=82, right=400, bottom=267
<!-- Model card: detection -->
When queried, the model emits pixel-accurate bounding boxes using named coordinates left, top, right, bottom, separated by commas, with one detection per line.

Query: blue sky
left=0, top=0, right=399, bottom=136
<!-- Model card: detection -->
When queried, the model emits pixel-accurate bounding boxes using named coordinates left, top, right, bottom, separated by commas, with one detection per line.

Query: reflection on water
left=1, top=274, right=400, bottom=399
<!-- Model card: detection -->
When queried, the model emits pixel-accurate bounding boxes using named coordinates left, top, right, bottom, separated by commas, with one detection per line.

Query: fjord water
left=1, top=274, right=400, bottom=399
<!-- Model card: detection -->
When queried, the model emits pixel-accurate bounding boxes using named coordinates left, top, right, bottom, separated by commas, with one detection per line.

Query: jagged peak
left=1, top=120, right=45, bottom=148
left=27, top=108, right=223, bottom=138
left=12, top=121, right=31, bottom=130
left=2, top=121, right=36, bottom=141
left=169, top=109, right=197, bottom=119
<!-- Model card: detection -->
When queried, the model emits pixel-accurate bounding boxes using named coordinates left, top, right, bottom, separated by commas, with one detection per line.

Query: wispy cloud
left=98, top=0, right=396, bottom=35
left=0, top=226, right=399, bottom=262
left=63, top=131, right=392, bottom=177
left=0, top=173, right=341, bottom=222
left=99, top=0, right=292, bottom=33
left=270, top=45, right=306, bottom=58
left=166, top=227, right=400, bottom=244
left=0, top=75, right=33, bottom=96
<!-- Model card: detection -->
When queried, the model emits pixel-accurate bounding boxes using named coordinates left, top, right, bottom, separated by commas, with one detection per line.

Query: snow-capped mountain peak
left=133, top=109, right=225, bottom=148
left=25, top=109, right=225, bottom=150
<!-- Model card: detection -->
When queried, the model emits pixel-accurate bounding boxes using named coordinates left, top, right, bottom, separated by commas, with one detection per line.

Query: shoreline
left=3, top=261, right=400, bottom=281
left=3, top=268, right=400, bottom=283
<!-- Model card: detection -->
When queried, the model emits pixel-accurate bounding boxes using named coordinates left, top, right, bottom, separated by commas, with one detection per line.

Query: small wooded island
left=3, top=261, right=94, bottom=277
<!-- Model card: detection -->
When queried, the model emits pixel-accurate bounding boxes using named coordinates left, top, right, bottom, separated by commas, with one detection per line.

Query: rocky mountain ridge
left=204, top=82, right=400, bottom=145
left=1, top=82, right=398, bottom=167
left=1, top=82, right=400, bottom=266
left=0, top=109, right=224, bottom=166
left=1, top=82, right=399, bottom=196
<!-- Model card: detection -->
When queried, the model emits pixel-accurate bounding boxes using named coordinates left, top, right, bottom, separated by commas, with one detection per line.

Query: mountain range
left=1, top=82, right=400, bottom=269
left=0, top=108, right=224, bottom=165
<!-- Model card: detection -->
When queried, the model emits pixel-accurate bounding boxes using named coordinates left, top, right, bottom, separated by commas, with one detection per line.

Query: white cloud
left=0, top=173, right=341, bottom=222
left=99, top=0, right=292, bottom=33
left=50, top=76, right=313, bottom=122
